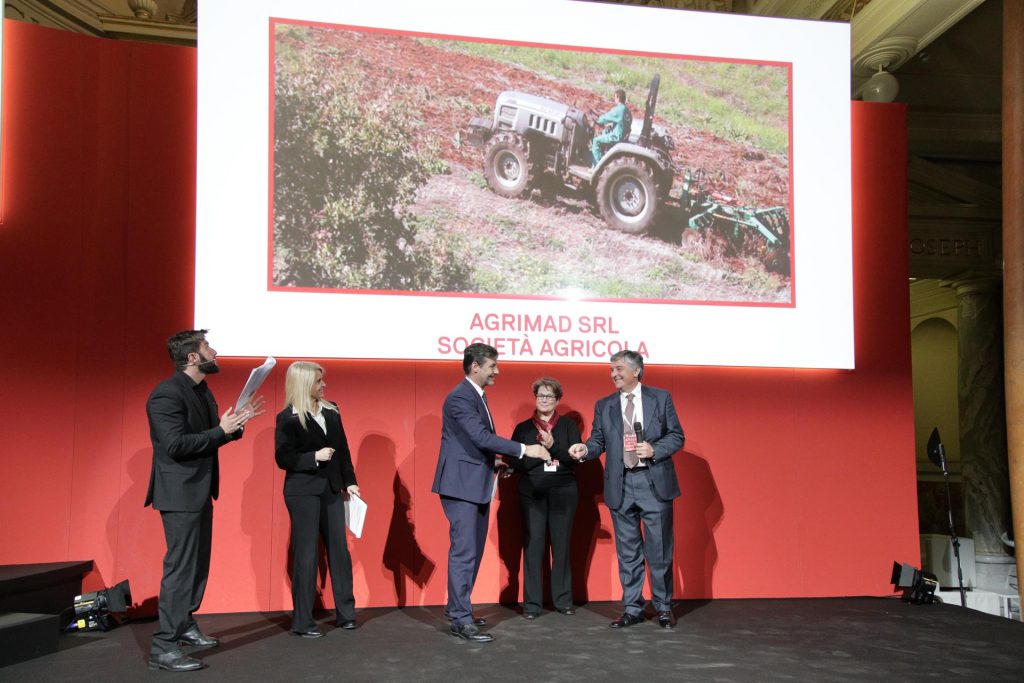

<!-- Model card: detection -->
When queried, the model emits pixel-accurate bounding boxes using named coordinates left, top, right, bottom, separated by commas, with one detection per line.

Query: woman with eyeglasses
left=510, top=377, right=582, bottom=619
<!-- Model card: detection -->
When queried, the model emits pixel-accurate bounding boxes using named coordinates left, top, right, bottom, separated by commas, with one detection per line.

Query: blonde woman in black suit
left=275, top=361, right=360, bottom=638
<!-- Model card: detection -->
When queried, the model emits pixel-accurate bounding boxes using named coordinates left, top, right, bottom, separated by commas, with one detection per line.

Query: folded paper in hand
left=344, top=493, right=367, bottom=538
left=235, top=357, right=276, bottom=412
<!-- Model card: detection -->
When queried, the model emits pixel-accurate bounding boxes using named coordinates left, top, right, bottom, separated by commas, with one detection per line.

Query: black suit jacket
left=145, top=371, right=242, bottom=512
left=275, top=406, right=357, bottom=496
left=510, top=415, right=581, bottom=489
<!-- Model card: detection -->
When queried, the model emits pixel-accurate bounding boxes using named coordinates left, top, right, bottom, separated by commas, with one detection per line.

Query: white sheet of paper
left=235, top=356, right=276, bottom=411
left=344, top=493, right=367, bottom=538
left=491, top=474, right=499, bottom=501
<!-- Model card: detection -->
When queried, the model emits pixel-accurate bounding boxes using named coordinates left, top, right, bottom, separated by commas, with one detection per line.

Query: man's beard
left=198, top=358, right=220, bottom=374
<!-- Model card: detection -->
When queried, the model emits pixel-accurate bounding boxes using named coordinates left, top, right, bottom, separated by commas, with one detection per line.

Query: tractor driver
left=591, top=89, right=631, bottom=167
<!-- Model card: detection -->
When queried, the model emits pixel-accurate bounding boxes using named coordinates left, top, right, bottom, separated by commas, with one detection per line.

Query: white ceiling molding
left=746, top=0, right=851, bottom=21
left=4, top=0, right=196, bottom=43
left=851, top=0, right=987, bottom=75
left=854, top=35, right=920, bottom=73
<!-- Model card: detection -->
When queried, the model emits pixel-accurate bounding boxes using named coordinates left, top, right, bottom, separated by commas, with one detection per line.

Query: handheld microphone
left=633, top=422, right=644, bottom=443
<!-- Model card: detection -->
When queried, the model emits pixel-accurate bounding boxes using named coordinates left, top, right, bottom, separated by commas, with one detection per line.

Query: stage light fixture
left=891, top=562, right=938, bottom=604
left=66, top=579, right=132, bottom=632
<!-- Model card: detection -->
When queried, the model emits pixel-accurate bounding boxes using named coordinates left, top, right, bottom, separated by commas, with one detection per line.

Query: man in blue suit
left=432, top=343, right=551, bottom=642
left=570, top=350, right=684, bottom=629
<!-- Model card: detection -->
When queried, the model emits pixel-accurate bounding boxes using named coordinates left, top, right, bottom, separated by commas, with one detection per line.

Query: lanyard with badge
left=533, top=413, right=560, bottom=472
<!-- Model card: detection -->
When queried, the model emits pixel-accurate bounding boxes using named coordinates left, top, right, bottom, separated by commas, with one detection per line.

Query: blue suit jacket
left=583, top=384, right=684, bottom=511
left=432, top=378, right=522, bottom=505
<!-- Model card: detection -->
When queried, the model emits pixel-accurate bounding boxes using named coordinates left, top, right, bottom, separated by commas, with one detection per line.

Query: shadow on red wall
left=676, top=451, right=723, bottom=599
left=370, top=432, right=437, bottom=606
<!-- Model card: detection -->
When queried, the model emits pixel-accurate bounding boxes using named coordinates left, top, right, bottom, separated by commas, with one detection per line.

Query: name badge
left=544, top=460, right=558, bottom=472
left=623, top=432, right=638, bottom=452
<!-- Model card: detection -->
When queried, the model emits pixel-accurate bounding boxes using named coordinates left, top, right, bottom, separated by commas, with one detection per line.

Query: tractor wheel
left=483, top=132, right=532, bottom=198
left=595, top=156, right=658, bottom=234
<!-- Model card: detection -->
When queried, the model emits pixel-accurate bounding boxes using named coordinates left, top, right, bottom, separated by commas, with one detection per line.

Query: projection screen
left=196, top=0, right=852, bottom=368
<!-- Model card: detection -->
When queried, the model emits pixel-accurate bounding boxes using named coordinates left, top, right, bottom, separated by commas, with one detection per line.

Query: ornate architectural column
left=953, top=278, right=1011, bottom=585
left=1003, top=0, right=1024, bottom=606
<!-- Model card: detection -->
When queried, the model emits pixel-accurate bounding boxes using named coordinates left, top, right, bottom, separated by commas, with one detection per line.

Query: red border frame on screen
left=267, top=16, right=796, bottom=309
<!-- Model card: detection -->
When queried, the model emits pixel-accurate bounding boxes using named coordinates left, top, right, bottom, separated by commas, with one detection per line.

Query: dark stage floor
left=4, top=598, right=1023, bottom=681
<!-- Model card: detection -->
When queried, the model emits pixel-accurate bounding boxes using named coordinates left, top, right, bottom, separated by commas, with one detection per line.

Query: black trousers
left=285, top=487, right=355, bottom=630
left=152, top=500, right=213, bottom=654
left=519, top=479, right=578, bottom=613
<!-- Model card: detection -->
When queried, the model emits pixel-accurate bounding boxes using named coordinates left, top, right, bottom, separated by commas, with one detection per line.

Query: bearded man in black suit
left=145, top=329, right=264, bottom=672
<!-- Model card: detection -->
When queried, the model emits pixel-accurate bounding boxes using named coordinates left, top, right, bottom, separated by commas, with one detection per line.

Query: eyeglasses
left=536, top=394, right=557, bottom=401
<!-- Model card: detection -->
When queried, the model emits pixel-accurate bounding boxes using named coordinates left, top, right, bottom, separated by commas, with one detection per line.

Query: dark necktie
left=481, top=392, right=495, bottom=433
left=624, top=393, right=638, bottom=469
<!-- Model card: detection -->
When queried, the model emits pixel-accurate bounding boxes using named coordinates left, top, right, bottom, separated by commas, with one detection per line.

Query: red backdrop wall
left=0, top=21, right=918, bottom=613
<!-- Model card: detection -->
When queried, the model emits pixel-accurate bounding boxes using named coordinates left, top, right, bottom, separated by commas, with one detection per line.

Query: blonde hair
left=284, top=361, right=336, bottom=430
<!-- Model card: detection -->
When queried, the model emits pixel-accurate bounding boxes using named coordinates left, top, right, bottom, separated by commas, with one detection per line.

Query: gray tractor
left=465, top=74, right=675, bottom=235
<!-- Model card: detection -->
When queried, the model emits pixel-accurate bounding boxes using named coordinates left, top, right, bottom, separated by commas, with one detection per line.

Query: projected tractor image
left=466, top=75, right=789, bottom=275
left=467, top=75, right=675, bottom=236
left=271, top=24, right=793, bottom=302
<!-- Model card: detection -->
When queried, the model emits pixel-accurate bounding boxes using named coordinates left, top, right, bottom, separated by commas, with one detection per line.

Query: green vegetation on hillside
left=419, top=38, right=789, bottom=155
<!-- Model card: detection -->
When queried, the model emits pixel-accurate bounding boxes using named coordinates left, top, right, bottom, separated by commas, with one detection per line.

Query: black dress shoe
left=337, top=620, right=357, bottom=630
left=522, top=611, right=539, bottom=620
left=148, top=650, right=204, bottom=671
left=180, top=626, right=219, bottom=648
left=444, top=611, right=485, bottom=626
left=449, top=623, right=494, bottom=642
left=556, top=606, right=576, bottom=615
left=609, top=612, right=644, bottom=628
left=292, top=628, right=324, bottom=639
left=657, top=611, right=677, bottom=629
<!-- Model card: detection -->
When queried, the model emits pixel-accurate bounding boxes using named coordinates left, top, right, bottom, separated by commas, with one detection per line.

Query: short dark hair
left=610, top=349, right=644, bottom=380
left=614, top=89, right=626, bottom=103
left=167, top=329, right=208, bottom=367
left=532, top=377, right=564, bottom=400
left=463, top=342, right=498, bottom=374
